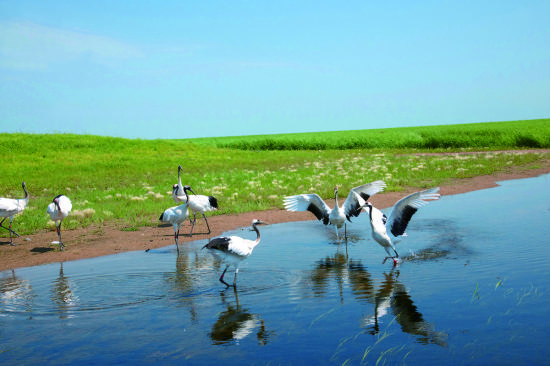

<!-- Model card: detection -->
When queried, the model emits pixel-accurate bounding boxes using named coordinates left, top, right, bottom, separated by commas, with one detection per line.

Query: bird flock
left=1, top=165, right=441, bottom=287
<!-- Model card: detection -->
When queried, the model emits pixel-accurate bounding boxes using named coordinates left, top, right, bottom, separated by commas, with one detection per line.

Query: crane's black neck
left=252, top=222, right=262, bottom=244
left=22, top=182, right=28, bottom=200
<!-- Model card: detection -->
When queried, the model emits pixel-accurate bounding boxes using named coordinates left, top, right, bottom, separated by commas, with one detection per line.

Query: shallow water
left=1, top=174, right=549, bottom=365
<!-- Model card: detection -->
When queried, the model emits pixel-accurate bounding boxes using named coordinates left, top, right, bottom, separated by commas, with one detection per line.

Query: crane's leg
left=174, top=225, right=180, bottom=253
left=344, top=223, right=348, bottom=241
left=1, top=218, right=20, bottom=245
left=189, top=212, right=197, bottom=235
left=9, top=218, right=14, bottom=245
left=57, top=220, right=64, bottom=251
left=203, top=214, right=211, bottom=235
left=233, top=268, right=239, bottom=288
left=382, top=247, right=399, bottom=265
left=219, top=265, right=231, bottom=287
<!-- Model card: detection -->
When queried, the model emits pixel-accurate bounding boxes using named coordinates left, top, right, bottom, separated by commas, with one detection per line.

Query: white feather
left=47, top=195, right=72, bottom=222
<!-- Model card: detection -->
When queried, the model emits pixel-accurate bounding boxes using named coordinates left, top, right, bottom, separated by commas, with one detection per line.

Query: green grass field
left=1, top=118, right=549, bottom=236
left=189, top=119, right=550, bottom=150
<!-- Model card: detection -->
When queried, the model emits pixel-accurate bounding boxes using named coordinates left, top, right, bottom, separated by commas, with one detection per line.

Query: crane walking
left=203, top=219, right=266, bottom=288
left=160, top=186, right=190, bottom=252
left=183, top=185, right=218, bottom=235
left=0, top=182, right=29, bottom=245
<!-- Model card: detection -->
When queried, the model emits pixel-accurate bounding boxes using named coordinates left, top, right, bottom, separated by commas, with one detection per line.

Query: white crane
left=46, top=195, right=72, bottom=250
left=172, top=165, right=188, bottom=204
left=183, top=185, right=218, bottom=235
left=0, top=182, right=29, bottom=245
left=362, top=187, right=440, bottom=265
left=283, top=181, right=386, bottom=240
left=159, top=186, right=190, bottom=252
left=203, top=219, right=266, bottom=287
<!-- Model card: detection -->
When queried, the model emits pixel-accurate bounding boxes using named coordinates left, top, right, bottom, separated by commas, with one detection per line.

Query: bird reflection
left=307, top=252, right=447, bottom=347
left=362, top=270, right=448, bottom=346
left=209, top=288, right=272, bottom=345
left=0, top=269, right=34, bottom=316
left=310, top=247, right=365, bottom=303
left=51, top=263, right=78, bottom=319
left=163, top=250, right=210, bottom=323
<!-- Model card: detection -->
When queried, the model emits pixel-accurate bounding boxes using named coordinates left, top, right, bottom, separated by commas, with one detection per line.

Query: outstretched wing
left=344, top=180, right=387, bottom=221
left=387, top=187, right=440, bottom=238
left=283, top=194, right=331, bottom=225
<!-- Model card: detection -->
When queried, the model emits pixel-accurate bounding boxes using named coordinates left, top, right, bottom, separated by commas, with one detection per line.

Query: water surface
left=1, top=174, right=549, bottom=365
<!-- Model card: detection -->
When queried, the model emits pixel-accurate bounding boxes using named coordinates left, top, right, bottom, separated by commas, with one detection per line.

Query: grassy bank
left=1, top=119, right=549, bottom=236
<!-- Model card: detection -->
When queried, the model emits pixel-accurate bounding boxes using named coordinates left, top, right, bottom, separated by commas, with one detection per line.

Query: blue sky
left=1, top=1, right=549, bottom=139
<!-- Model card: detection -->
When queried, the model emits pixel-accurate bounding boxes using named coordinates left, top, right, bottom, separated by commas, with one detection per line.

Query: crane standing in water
left=203, top=219, right=266, bottom=288
left=362, top=187, right=441, bottom=265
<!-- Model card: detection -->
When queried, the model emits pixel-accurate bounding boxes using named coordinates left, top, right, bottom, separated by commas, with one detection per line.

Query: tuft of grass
left=472, top=283, right=480, bottom=302
left=121, top=226, right=140, bottom=232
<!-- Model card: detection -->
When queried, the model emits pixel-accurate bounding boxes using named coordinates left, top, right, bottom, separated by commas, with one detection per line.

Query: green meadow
left=190, top=118, right=550, bottom=150
left=1, top=118, right=549, bottom=236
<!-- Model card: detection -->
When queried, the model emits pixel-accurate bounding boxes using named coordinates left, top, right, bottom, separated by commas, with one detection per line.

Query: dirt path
left=1, top=164, right=549, bottom=271
left=400, top=149, right=550, bottom=156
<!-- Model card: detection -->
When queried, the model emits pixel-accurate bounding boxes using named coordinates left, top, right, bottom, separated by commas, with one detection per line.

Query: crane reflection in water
left=51, top=263, right=78, bottom=319
left=162, top=249, right=214, bottom=324
left=306, top=247, right=451, bottom=347
left=0, top=269, right=34, bottom=318
left=209, top=288, right=273, bottom=346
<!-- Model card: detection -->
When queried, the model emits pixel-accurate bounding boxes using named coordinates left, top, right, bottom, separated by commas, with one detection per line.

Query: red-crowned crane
left=203, top=219, right=266, bottom=287
left=46, top=195, right=72, bottom=250
left=183, top=185, right=218, bottom=235
left=283, top=181, right=386, bottom=240
left=0, top=182, right=29, bottom=245
left=362, top=187, right=440, bottom=265
left=160, top=186, right=190, bottom=252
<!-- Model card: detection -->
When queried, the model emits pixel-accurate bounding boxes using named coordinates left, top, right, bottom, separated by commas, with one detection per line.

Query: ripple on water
left=0, top=265, right=301, bottom=318
left=205, top=267, right=299, bottom=295
left=1, top=271, right=187, bottom=317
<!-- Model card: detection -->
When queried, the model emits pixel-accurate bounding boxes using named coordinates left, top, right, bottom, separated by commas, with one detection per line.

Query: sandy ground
left=1, top=163, right=549, bottom=271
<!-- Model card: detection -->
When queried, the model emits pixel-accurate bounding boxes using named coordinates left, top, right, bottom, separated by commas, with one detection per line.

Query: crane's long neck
left=20, top=184, right=29, bottom=209
left=252, top=223, right=262, bottom=246
left=365, top=205, right=374, bottom=227
left=183, top=188, right=190, bottom=202
left=178, top=167, right=183, bottom=192
left=334, top=189, right=339, bottom=208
